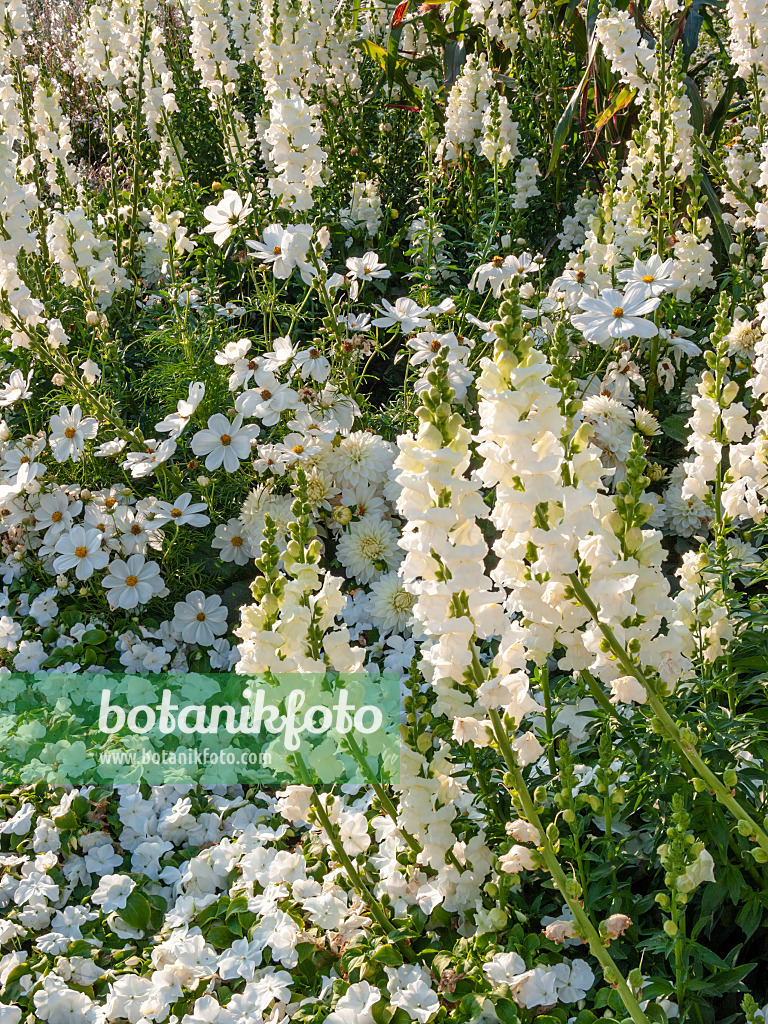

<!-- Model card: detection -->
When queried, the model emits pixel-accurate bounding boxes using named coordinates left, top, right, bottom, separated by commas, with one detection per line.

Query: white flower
left=511, top=731, right=544, bottom=766
left=327, top=432, right=394, bottom=489
left=499, top=844, right=537, bottom=873
left=190, top=414, right=257, bottom=472
left=326, top=982, right=380, bottom=1024
left=91, top=873, right=135, bottom=914
left=572, top=288, right=660, bottom=346
left=212, top=519, right=253, bottom=565
left=345, top=252, right=391, bottom=299
left=471, top=252, right=535, bottom=296
left=0, top=369, right=32, bottom=407
left=235, top=375, right=299, bottom=427
left=293, top=346, right=331, bottom=382
left=102, top=554, right=165, bottom=610
left=155, top=382, right=205, bottom=438
left=368, top=573, right=414, bottom=633
left=122, top=439, right=177, bottom=478
left=260, top=335, right=298, bottom=372
left=53, top=526, right=109, bottom=580
left=48, top=405, right=99, bottom=463
left=336, top=516, right=400, bottom=584
left=609, top=674, right=647, bottom=704
left=677, top=848, right=715, bottom=893
left=247, top=223, right=314, bottom=282
left=371, top=297, right=430, bottom=333
left=484, top=951, right=528, bottom=987
left=617, top=255, right=681, bottom=298
left=150, top=493, right=210, bottom=528
left=172, top=590, right=228, bottom=646
left=202, top=190, right=253, bottom=245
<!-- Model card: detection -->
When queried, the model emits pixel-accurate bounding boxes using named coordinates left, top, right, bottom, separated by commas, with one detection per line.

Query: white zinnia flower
left=48, top=405, right=99, bottom=463
left=368, top=572, right=414, bottom=633
left=336, top=516, right=400, bottom=584
left=327, top=431, right=394, bottom=489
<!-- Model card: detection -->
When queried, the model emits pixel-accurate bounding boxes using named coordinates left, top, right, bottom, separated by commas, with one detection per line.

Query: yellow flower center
left=105, top=498, right=117, bottom=509
left=231, top=536, right=243, bottom=547
left=292, top=445, right=304, bottom=454
left=171, top=508, right=183, bottom=518
left=220, top=434, right=232, bottom=446
left=64, top=427, right=76, bottom=439
left=273, top=245, right=282, bottom=255
left=642, top=274, right=654, bottom=283
left=196, top=611, right=207, bottom=621
left=125, top=575, right=138, bottom=586
left=613, top=307, right=624, bottom=318
left=260, top=389, right=272, bottom=400
left=51, top=511, right=63, bottom=522
left=75, top=546, right=88, bottom=558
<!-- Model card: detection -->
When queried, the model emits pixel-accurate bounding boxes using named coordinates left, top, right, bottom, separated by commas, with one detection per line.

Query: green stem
left=568, top=573, right=768, bottom=857
left=488, top=707, right=651, bottom=1024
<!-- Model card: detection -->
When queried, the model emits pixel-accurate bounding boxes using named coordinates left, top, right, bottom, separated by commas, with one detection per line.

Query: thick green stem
left=488, top=707, right=651, bottom=1024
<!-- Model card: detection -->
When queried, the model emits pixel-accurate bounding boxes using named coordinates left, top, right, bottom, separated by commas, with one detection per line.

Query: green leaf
left=81, top=628, right=108, bottom=646
left=547, top=29, right=600, bottom=177
left=119, top=891, right=151, bottom=932
left=226, top=894, right=249, bottom=919
left=698, top=167, right=732, bottom=262
left=594, top=84, right=636, bottom=131
left=495, top=997, right=519, bottom=1023
left=660, top=414, right=689, bottom=443
left=683, top=76, right=704, bottom=133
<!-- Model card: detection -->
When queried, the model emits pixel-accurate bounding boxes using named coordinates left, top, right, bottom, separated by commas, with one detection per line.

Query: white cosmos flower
left=571, top=288, right=660, bottom=346
left=247, top=223, right=314, bottom=282
left=155, top=382, right=205, bottom=438
left=293, top=346, right=330, bottom=382
left=48, top=405, right=99, bottom=463
left=53, top=526, right=109, bottom=580
left=150, top=493, right=210, bottom=528
left=202, top=190, right=253, bottom=245
left=212, top=518, right=253, bottom=564
left=260, top=335, right=298, bottom=372
left=172, top=590, right=228, bottom=646
left=371, top=297, right=430, bottom=333
left=122, top=439, right=177, bottom=478
left=0, top=369, right=33, bottom=407
left=235, top=375, right=299, bottom=427
left=617, top=254, right=681, bottom=298
left=102, top=554, right=165, bottom=610
left=345, top=252, right=391, bottom=299
left=190, top=414, right=257, bottom=472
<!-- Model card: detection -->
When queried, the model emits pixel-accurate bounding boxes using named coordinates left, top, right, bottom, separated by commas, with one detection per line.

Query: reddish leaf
left=391, top=0, right=410, bottom=27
